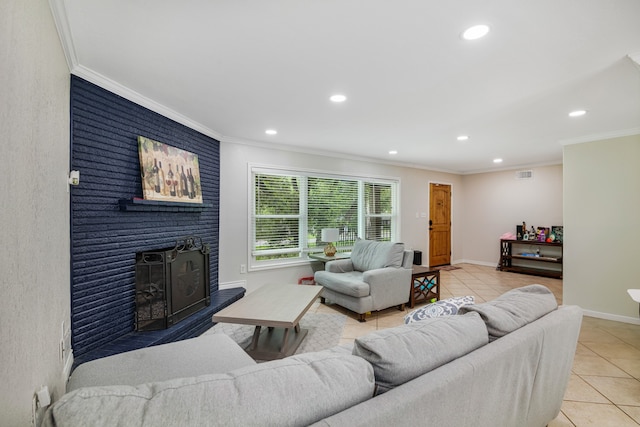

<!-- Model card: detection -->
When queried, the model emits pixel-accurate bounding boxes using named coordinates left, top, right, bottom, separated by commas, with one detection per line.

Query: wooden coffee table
left=212, top=284, right=323, bottom=360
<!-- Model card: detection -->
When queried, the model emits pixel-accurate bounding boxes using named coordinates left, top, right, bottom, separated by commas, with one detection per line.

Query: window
left=364, top=182, right=393, bottom=241
left=250, top=166, right=399, bottom=269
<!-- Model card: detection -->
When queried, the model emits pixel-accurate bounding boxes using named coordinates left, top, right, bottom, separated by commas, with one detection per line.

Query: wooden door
left=429, top=183, right=451, bottom=267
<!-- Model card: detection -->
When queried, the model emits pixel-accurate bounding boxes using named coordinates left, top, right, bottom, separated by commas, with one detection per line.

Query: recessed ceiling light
left=493, top=158, right=503, bottom=163
left=265, top=129, right=277, bottom=135
left=462, top=24, right=490, bottom=40
left=388, top=150, right=398, bottom=155
left=330, top=94, right=347, bottom=103
left=568, top=110, right=587, bottom=117
left=457, top=135, right=469, bottom=141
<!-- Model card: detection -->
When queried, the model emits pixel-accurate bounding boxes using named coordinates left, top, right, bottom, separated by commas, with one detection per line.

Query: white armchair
left=314, top=238, right=413, bottom=322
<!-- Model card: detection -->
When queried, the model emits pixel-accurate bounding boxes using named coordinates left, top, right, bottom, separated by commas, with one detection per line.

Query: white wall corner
left=628, top=52, right=640, bottom=70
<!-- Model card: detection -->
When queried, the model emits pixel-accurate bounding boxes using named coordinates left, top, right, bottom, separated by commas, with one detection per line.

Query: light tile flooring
left=309, top=263, right=640, bottom=426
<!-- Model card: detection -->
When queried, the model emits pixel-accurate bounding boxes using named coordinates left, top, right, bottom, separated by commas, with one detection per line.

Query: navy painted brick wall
left=70, top=76, right=220, bottom=359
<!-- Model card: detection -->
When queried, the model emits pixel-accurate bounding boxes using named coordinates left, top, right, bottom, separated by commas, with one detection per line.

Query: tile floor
left=309, top=263, right=640, bottom=426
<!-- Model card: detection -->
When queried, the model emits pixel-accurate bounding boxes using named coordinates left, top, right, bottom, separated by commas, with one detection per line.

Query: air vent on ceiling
left=515, top=170, right=533, bottom=180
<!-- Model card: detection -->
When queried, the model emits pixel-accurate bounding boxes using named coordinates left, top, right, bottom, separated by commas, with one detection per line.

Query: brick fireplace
left=70, top=76, right=244, bottom=366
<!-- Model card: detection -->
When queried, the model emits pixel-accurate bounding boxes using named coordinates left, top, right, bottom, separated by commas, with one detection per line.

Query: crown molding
left=220, top=136, right=461, bottom=175
left=460, top=160, right=563, bottom=176
left=222, top=136, right=564, bottom=176
left=48, top=0, right=78, bottom=71
left=72, top=65, right=223, bottom=141
left=48, top=0, right=222, bottom=142
left=559, top=127, right=640, bottom=146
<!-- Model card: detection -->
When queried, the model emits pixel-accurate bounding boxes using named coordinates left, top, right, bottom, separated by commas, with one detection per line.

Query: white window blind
left=364, top=182, right=394, bottom=241
left=253, top=173, right=301, bottom=261
left=307, top=177, right=358, bottom=252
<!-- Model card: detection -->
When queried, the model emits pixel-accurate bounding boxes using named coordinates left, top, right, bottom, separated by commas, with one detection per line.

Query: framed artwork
left=137, top=136, right=203, bottom=204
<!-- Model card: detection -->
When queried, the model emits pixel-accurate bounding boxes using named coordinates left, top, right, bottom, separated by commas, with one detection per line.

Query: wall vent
left=515, top=170, right=534, bottom=180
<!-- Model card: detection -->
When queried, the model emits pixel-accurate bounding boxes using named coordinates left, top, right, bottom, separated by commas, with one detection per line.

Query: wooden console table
left=499, top=239, right=563, bottom=279
left=410, top=266, right=440, bottom=308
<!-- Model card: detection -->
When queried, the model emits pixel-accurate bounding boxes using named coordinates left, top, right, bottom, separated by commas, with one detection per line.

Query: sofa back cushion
left=352, top=312, right=488, bottom=394
left=350, top=238, right=405, bottom=272
left=458, top=284, right=558, bottom=341
left=43, top=352, right=375, bottom=427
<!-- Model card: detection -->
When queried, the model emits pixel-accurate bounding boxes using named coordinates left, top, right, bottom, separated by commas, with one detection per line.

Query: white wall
left=563, top=134, right=640, bottom=324
left=460, top=165, right=563, bottom=266
left=0, top=0, right=71, bottom=425
left=219, top=142, right=463, bottom=293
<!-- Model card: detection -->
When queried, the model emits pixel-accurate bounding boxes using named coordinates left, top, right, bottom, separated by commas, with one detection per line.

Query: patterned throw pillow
left=404, top=296, right=475, bottom=324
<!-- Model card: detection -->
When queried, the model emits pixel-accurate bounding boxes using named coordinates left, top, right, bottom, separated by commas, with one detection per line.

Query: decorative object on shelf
left=551, top=226, right=563, bottom=243
left=320, top=228, right=339, bottom=256
left=536, top=227, right=550, bottom=242
left=137, top=136, right=203, bottom=204
left=517, top=221, right=527, bottom=240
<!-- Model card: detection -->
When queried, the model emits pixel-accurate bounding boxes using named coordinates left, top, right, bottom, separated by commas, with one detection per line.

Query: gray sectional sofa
left=44, top=285, right=582, bottom=427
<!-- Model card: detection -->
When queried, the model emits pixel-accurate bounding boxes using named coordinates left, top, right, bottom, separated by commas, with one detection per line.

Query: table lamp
left=321, top=228, right=339, bottom=256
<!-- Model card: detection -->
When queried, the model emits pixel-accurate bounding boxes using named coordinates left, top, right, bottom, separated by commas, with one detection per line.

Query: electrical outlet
left=240, top=264, right=246, bottom=274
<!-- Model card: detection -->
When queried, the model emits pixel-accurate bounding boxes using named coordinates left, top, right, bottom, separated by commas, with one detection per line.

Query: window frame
left=248, top=164, right=401, bottom=271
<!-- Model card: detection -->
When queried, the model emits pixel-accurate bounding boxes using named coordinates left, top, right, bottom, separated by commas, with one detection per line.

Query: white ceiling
left=53, top=0, right=640, bottom=174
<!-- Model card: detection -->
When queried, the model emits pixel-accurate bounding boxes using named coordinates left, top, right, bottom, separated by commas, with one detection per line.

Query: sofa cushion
left=67, top=334, right=256, bottom=391
left=458, top=284, right=558, bottom=341
left=350, top=238, right=405, bottom=272
left=44, top=352, right=375, bottom=427
left=314, top=271, right=369, bottom=297
left=352, top=312, right=488, bottom=394
left=403, top=296, right=475, bottom=324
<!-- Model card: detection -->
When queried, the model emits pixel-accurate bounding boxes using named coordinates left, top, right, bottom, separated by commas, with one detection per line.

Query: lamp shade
left=321, top=228, right=340, bottom=243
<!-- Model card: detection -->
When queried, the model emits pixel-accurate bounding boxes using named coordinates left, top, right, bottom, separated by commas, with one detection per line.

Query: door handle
left=429, top=220, right=433, bottom=226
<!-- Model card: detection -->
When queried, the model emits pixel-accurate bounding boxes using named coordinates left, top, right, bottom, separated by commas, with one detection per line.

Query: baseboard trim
left=219, top=280, right=246, bottom=290
left=453, top=259, right=498, bottom=268
left=582, top=309, right=640, bottom=326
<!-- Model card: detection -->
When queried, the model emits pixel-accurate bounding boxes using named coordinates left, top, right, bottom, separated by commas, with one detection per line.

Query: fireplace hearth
left=135, top=236, right=211, bottom=331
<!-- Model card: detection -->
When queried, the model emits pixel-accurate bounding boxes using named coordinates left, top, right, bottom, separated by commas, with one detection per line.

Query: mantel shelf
left=119, top=198, right=212, bottom=212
